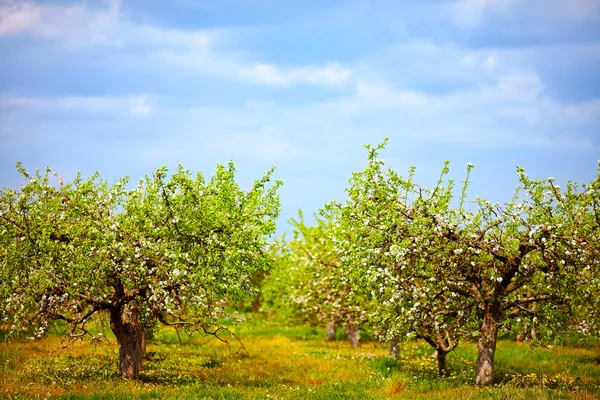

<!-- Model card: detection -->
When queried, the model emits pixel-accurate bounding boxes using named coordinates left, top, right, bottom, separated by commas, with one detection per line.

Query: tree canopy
left=0, top=162, right=282, bottom=379
left=331, top=140, right=600, bottom=384
left=262, top=210, right=366, bottom=345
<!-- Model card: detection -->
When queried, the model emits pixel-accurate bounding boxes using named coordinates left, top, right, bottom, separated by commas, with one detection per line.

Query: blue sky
left=1, top=0, right=599, bottom=234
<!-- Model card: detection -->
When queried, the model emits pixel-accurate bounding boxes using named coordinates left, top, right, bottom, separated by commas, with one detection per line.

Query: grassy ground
left=1, top=318, right=599, bottom=399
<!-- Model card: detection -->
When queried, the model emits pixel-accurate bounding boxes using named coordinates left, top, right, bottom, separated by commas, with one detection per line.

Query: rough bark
left=345, top=323, right=361, bottom=347
left=436, top=350, right=449, bottom=377
left=388, top=336, right=400, bottom=359
left=475, top=302, right=501, bottom=385
left=110, top=304, right=144, bottom=379
left=326, top=320, right=337, bottom=341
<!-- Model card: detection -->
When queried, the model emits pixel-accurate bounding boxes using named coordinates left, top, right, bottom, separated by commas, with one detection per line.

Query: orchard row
left=1, top=140, right=599, bottom=385
left=263, top=140, right=600, bottom=385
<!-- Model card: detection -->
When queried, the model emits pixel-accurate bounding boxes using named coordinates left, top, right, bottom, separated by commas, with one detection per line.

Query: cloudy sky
left=1, top=0, right=599, bottom=233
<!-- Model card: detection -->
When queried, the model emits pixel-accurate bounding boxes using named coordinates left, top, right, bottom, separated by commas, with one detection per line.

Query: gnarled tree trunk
left=435, top=350, right=449, bottom=377
left=326, top=320, right=337, bottom=341
left=475, top=302, right=501, bottom=385
left=388, top=336, right=400, bottom=359
left=345, top=323, right=360, bottom=347
left=110, top=303, right=144, bottom=379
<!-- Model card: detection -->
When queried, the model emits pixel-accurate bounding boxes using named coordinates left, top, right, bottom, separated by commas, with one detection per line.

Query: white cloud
left=244, top=63, right=351, bottom=87
left=0, top=1, right=41, bottom=36
left=155, top=49, right=352, bottom=87
left=461, top=53, right=498, bottom=71
left=0, top=93, right=155, bottom=116
left=129, top=94, right=154, bottom=117
left=565, top=99, right=600, bottom=123
left=130, top=24, right=214, bottom=49
left=0, top=0, right=352, bottom=88
left=251, top=72, right=595, bottom=150
left=1, top=0, right=597, bottom=157
left=0, top=0, right=121, bottom=45
left=450, top=0, right=517, bottom=27
left=483, top=73, right=544, bottom=102
left=338, top=81, right=442, bottom=113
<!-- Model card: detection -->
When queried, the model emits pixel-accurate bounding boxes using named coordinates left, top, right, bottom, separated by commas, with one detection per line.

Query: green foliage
left=0, top=161, right=281, bottom=373
left=324, top=139, right=600, bottom=382
left=262, top=210, right=366, bottom=331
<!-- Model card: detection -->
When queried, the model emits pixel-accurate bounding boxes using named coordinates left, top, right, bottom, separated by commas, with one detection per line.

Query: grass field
left=1, top=318, right=599, bottom=399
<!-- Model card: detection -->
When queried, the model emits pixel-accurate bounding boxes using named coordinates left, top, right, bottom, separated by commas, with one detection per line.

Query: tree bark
left=388, top=336, right=400, bottom=359
left=326, top=320, right=337, bottom=341
left=436, top=350, right=449, bottom=377
left=345, top=323, right=361, bottom=347
left=530, top=327, right=538, bottom=341
left=110, top=303, right=144, bottom=379
left=475, top=302, right=501, bottom=385
left=516, top=323, right=526, bottom=342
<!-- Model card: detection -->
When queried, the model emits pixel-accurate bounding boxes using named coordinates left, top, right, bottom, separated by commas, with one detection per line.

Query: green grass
left=1, top=319, right=599, bottom=399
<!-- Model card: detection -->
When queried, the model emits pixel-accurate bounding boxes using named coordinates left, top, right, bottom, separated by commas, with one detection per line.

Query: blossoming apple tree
left=262, top=211, right=366, bottom=346
left=335, top=140, right=600, bottom=384
left=0, top=162, right=281, bottom=379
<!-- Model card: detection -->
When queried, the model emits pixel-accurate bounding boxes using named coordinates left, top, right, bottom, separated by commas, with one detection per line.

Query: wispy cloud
left=0, top=93, right=156, bottom=117
left=450, top=0, right=517, bottom=28
left=0, top=0, right=352, bottom=88
left=159, top=50, right=352, bottom=87
left=0, top=0, right=121, bottom=45
left=565, top=99, right=600, bottom=123
left=1, top=0, right=599, bottom=227
left=530, top=0, right=600, bottom=21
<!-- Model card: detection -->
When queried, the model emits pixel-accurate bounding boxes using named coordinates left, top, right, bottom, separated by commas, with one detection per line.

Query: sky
left=1, top=0, right=600, bottom=235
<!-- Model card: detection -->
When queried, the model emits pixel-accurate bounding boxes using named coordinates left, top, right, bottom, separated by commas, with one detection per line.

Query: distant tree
left=335, top=140, right=600, bottom=384
left=262, top=211, right=366, bottom=346
left=334, top=141, right=471, bottom=376
left=0, top=162, right=281, bottom=379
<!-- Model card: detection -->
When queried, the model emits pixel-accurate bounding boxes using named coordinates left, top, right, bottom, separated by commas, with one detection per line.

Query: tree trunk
left=326, top=320, right=337, bottom=341
left=110, top=304, right=144, bottom=379
left=345, top=323, right=360, bottom=348
left=516, top=323, right=526, bottom=342
left=475, top=302, right=501, bottom=385
left=530, top=327, right=538, bottom=340
left=436, top=350, right=449, bottom=377
left=388, top=336, right=400, bottom=359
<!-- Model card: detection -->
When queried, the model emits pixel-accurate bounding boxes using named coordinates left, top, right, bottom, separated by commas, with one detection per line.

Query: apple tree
left=0, top=162, right=281, bottom=379
left=335, top=140, right=600, bottom=384
left=262, top=211, right=366, bottom=346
